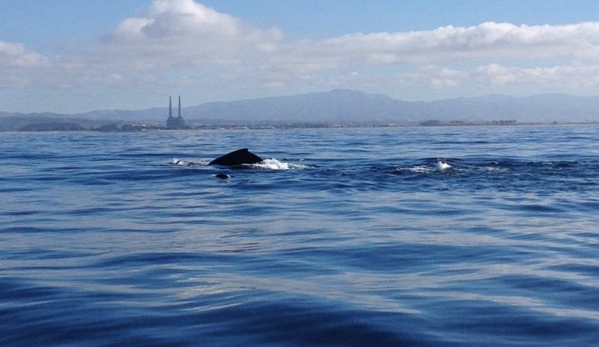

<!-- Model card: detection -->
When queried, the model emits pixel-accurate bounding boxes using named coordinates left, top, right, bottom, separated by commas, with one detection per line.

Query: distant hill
left=185, top=89, right=413, bottom=124
left=180, top=90, right=599, bottom=124
left=1, top=90, right=599, bottom=131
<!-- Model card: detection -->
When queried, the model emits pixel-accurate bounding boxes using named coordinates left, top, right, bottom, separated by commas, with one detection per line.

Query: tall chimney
left=178, top=96, right=181, bottom=117
left=169, top=96, right=172, bottom=117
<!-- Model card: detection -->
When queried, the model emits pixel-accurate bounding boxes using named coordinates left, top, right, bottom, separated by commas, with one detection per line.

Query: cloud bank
left=3, top=0, right=599, bottom=112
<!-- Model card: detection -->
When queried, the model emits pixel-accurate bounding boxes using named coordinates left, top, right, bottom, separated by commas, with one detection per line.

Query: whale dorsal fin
left=208, top=148, right=263, bottom=166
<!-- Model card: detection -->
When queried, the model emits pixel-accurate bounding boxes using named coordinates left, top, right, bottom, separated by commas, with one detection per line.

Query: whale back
left=209, top=148, right=263, bottom=166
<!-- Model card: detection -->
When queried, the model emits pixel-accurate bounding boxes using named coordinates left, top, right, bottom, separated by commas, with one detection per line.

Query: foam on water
left=408, top=165, right=434, bottom=174
left=251, top=158, right=308, bottom=170
left=171, top=158, right=208, bottom=166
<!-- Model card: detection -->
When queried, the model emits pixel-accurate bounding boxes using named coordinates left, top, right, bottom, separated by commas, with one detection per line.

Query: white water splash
left=436, top=160, right=452, bottom=171
left=251, top=158, right=308, bottom=170
left=408, top=165, right=434, bottom=174
left=171, top=158, right=207, bottom=166
left=172, top=158, right=188, bottom=166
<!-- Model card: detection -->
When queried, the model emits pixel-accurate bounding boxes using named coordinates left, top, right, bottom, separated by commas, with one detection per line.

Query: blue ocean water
left=1, top=125, right=599, bottom=346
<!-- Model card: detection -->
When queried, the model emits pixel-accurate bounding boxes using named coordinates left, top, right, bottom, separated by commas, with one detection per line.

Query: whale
left=209, top=148, right=263, bottom=167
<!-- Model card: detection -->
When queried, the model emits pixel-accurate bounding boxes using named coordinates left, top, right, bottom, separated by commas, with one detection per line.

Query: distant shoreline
left=3, top=90, right=599, bottom=131
left=10, top=120, right=598, bottom=133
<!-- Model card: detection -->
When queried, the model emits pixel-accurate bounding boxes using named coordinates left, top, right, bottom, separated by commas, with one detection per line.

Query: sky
left=2, top=0, right=599, bottom=113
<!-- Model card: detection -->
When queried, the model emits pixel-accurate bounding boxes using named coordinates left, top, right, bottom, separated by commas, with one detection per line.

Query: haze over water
left=2, top=125, right=599, bottom=346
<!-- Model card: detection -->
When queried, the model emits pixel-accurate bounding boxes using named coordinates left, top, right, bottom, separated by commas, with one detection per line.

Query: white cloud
left=313, top=21, right=599, bottom=65
left=99, top=0, right=283, bottom=68
left=0, top=41, right=49, bottom=68
left=6, top=0, right=599, bottom=112
left=393, top=63, right=599, bottom=90
left=475, top=63, right=599, bottom=87
left=0, top=41, right=52, bottom=89
left=86, top=2, right=599, bottom=84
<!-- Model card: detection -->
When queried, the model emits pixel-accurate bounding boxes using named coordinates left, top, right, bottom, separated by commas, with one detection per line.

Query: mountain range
left=2, top=89, right=599, bottom=131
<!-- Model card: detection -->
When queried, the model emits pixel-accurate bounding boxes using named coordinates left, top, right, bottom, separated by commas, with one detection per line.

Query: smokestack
left=178, top=96, right=181, bottom=117
left=169, top=96, right=172, bottom=117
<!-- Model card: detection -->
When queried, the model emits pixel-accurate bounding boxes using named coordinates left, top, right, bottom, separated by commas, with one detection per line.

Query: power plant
left=166, top=96, right=187, bottom=129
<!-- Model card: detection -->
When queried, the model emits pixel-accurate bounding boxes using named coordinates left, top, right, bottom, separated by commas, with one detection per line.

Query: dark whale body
left=209, top=148, right=263, bottom=167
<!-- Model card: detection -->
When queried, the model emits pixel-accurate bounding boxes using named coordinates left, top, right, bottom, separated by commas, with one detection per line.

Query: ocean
left=1, top=125, right=599, bottom=346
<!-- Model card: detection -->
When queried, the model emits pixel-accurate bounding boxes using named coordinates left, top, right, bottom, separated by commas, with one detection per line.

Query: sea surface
left=2, top=125, right=599, bottom=346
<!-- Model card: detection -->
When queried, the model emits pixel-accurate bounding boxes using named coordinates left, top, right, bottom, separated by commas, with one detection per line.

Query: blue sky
left=2, top=0, right=599, bottom=113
